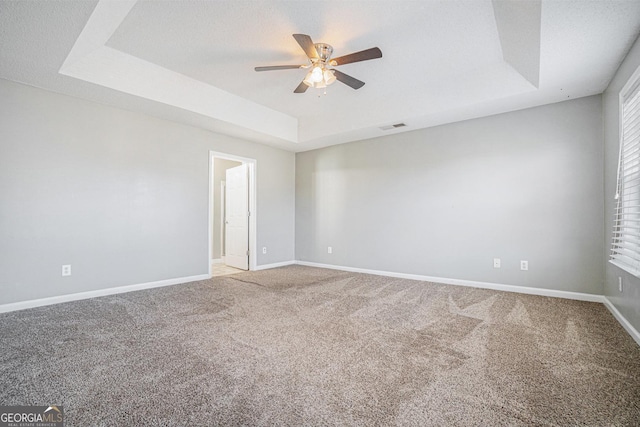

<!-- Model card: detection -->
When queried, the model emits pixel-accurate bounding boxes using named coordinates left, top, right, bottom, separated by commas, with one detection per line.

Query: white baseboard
left=254, top=260, right=296, bottom=271
left=0, top=274, right=210, bottom=314
left=295, top=261, right=605, bottom=303
left=603, top=297, right=640, bottom=346
left=211, top=258, right=223, bottom=264
left=296, top=261, right=640, bottom=346
left=3, top=261, right=638, bottom=348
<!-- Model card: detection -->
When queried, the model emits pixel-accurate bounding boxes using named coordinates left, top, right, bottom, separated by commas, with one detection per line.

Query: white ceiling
left=1, top=0, right=640, bottom=152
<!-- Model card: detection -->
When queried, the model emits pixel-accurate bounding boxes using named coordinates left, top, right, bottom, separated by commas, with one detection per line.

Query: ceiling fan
left=255, top=34, right=382, bottom=93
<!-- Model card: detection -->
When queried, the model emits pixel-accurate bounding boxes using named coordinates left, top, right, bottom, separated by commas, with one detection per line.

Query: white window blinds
left=611, top=68, right=640, bottom=277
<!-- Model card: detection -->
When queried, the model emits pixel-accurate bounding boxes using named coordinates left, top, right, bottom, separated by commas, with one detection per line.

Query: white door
left=225, top=164, right=249, bottom=270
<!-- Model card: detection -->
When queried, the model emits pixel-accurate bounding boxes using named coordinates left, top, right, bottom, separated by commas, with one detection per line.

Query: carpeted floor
left=1, top=265, right=639, bottom=426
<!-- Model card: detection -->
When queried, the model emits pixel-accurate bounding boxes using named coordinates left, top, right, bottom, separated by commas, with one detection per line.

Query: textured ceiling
left=1, top=0, right=640, bottom=152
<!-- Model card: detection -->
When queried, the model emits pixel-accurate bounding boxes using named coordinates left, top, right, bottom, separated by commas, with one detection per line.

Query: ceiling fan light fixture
left=303, top=66, right=336, bottom=88
left=310, top=66, right=324, bottom=82
left=324, top=69, right=336, bottom=85
left=302, top=71, right=314, bottom=87
left=255, top=34, right=382, bottom=93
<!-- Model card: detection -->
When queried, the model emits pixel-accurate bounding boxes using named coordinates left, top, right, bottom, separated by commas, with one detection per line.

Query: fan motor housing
left=314, top=43, right=333, bottom=62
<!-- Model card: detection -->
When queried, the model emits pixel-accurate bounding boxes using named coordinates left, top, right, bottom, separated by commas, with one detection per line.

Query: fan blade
left=333, top=69, right=365, bottom=90
left=294, top=81, right=309, bottom=93
left=255, top=65, right=303, bottom=71
left=293, top=34, right=319, bottom=59
left=331, top=47, right=382, bottom=66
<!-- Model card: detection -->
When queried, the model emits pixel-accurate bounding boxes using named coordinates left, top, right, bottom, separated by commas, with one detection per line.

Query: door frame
left=220, top=181, right=226, bottom=261
left=208, top=151, right=257, bottom=276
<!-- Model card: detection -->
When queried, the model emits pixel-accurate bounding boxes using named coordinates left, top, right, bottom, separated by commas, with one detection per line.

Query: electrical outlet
left=493, top=258, right=501, bottom=268
left=618, top=277, right=623, bottom=293
left=520, top=260, right=528, bottom=271
left=327, top=246, right=333, bottom=254
left=62, top=265, right=71, bottom=277
left=262, top=247, right=267, bottom=254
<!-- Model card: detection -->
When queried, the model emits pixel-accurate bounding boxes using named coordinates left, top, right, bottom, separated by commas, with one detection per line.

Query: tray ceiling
left=1, top=0, right=640, bottom=151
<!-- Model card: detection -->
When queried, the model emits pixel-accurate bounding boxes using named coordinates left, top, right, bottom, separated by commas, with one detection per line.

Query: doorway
left=208, top=151, right=257, bottom=277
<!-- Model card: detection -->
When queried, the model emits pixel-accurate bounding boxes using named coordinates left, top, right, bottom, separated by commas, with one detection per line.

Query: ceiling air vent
left=379, top=123, right=407, bottom=131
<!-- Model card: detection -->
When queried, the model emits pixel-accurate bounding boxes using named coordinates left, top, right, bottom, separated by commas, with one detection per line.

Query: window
left=611, top=66, right=640, bottom=277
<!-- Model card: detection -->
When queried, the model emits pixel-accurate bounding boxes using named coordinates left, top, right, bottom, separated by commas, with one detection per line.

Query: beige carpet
left=1, top=265, right=638, bottom=426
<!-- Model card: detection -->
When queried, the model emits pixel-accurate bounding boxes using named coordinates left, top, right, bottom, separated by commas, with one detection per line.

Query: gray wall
left=0, top=78, right=295, bottom=305
left=296, top=96, right=604, bottom=294
left=212, top=157, right=241, bottom=260
left=604, top=34, right=640, bottom=332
